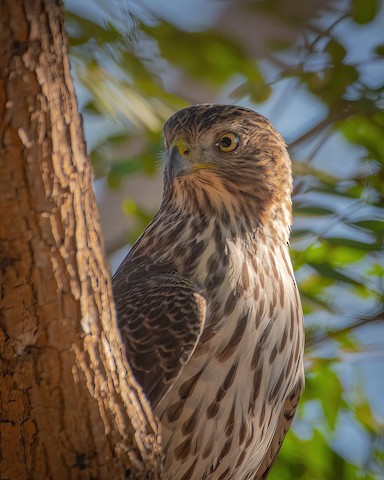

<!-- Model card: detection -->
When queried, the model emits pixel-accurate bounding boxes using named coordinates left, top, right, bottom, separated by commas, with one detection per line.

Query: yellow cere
left=193, top=163, right=213, bottom=171
left=173, top=138, right=191, bottom=157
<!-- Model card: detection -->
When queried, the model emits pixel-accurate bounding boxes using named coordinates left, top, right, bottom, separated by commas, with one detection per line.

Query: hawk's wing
left=112, top=263, right=207, bottom=408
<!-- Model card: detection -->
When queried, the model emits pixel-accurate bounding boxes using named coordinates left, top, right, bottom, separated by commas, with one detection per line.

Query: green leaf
left=367, top=264, right=384, bottom=277
left=110, top=158, right=141, bottom=177
left=141, top=22, right=263, bottom=87
left=309, top=263, right=360, bottom=286
left=326, top=237, right=382, bottom=252
left=354, top=399, right=377, bottom=433
left=107, top=171, right=123, bottom=189
left=305, top=365, right=346, bottom=431
left=300, top=292, right=335, bottom=314
left=230, top=80, right=272, bottom=103
left=300, top=272, right=333, bottom=299
left=66, top=12, right=120, bottom=46
left=295, top=205, right=335, bottom=216
left=341, top=115, right=384, bottom=164
left=329, top=246, right=366, bottom=264
left=305, top=242, right=329, bottom=263
left=326, top=39, right=346, bottom=63
left=375, top=44, right=384, bottom=56
left=352, top=220, right=384, bottom=233
left=352, top=0, right=379, bottom=24
left=351, top=283, right=373, bottom=299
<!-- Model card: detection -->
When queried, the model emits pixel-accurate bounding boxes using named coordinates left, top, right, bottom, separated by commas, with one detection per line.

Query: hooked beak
left=167, top=139, right=193, bottom=183
left=166, top=138, right=214, bottom=183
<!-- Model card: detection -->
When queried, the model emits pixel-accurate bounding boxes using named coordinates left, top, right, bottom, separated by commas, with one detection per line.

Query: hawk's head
left=162, top=104, right=292, bottom=232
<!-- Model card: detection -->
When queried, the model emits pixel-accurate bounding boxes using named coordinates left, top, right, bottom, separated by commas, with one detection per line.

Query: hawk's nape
left=113, top=104, right=305, bottom=480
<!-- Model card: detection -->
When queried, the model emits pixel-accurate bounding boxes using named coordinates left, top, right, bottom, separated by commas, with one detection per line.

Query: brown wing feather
left=113, top=263, right=207, bottom=408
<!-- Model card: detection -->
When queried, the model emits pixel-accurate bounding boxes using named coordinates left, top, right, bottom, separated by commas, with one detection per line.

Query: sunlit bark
left=0, top=1, right=162, bottom=478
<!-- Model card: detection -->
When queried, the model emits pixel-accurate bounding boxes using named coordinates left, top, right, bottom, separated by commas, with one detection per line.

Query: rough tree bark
left=0, top=1, right=162, bottom=478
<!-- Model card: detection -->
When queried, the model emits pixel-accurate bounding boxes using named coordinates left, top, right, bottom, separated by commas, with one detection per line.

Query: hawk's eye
left=217, top=133, right=239, bottom=152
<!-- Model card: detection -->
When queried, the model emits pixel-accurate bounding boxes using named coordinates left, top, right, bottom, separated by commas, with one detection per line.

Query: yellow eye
left=217, top=133, right=239, bottom=152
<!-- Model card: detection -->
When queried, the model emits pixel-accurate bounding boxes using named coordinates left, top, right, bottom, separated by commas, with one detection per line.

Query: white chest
left=156, top=239, right=304, bottom=480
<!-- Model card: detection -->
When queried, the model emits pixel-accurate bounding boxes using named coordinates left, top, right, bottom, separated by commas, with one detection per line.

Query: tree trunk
left=0, top=1, right=162, bottom=478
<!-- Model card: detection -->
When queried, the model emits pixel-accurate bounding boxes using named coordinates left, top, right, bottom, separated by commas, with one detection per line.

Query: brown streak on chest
left=249, top=367, right=263, bottom=414
left=167, top=399, right=186, bottom=423
left=225, top=399, right=236, bottom=437
left=216, top=361, right=239, bottom=402
left=179, top=367, right=205, bottom=399
left=180, top=459, right=197, bottom=480
left=182, top=407, right=200, bottom=436
left=206, top=399, right=220, bottom=419
left=216, top=311, right=248, bottom=362
left=241, top=261, right=250, bottom=290
left=175, top=437, right=192, bottom=461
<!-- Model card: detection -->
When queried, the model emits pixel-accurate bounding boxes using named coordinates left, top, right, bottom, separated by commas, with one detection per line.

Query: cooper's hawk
left=113, top=104, right=305, bottom=480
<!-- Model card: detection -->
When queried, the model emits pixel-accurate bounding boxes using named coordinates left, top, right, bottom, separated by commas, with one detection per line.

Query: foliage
left=65, top=0, right=384, bottom=478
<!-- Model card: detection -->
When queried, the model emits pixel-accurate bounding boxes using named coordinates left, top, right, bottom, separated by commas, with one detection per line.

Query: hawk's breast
left=156, top=227, right=304, bottom=480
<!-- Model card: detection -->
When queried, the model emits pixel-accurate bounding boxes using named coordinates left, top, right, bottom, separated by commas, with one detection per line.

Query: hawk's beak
left=167, top=139, right=193, bottom=183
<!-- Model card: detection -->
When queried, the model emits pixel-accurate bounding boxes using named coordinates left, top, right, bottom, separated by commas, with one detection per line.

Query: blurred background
left=65, top=0, right=384, bottom=478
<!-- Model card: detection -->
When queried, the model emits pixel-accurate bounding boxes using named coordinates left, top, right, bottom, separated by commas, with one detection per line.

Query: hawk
left=113, top=104, right=305, bottom=480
